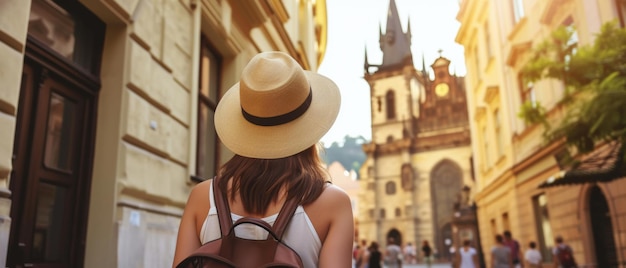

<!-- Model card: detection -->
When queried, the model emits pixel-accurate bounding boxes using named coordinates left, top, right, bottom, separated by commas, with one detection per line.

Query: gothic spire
left=421, top=52, right=427, bottom=73
left=379, top=0, right=413, bottom=70
left=421, top=52, right=430, bottom=86
left=406, top=16, right=412, bottom=45
left=378, top=23, right=384, bottom=50
left=364, top=45, right=370, bottom=74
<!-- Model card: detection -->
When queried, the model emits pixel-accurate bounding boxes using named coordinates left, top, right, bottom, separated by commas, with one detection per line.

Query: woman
left=524, top=241, right=542, bottom=268
left=384, top=237, right=402, bottom=268
left=355, top=240, right=369, bottom=268
left=455, top=240, right=479, bottom=268
left=492, top=234, right=513, bottom=268
left=422, top=240, right=433, bottom=268
left=172, top=51, right=354, bottom=267
left=358, top=243, right=371, bottom=268
left=368, top=242, right=382, bottom=268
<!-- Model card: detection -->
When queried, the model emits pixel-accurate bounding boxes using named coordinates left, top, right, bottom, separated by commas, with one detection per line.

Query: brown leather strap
left=213, top=177, right=300, bottom=240
left=271, top=197, right=299, bottom=240
left=212, top=178, right=232, bottom=237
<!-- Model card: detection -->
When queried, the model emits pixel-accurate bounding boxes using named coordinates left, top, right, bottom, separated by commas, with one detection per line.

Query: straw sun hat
left=214, top=51, right=341, bottom=159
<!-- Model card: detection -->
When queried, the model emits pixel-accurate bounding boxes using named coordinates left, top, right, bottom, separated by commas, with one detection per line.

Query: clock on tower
left=435, top=82, right=449, bottom=97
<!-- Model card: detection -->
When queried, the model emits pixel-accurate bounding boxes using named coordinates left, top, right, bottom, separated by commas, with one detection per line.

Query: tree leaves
left=520, top=21, right=626, bottom=154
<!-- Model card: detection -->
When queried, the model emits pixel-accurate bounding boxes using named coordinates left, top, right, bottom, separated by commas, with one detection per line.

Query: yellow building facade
left=0, top=0, right=326, bottom=267
left=456, top=0, right=626, bottom=266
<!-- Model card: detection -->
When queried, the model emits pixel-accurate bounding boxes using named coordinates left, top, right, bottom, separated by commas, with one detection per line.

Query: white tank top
left=199, top=182, right=322, bottom=268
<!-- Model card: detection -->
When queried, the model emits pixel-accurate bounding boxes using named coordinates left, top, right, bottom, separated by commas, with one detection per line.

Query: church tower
left=358, top=0, right=475, bottom=260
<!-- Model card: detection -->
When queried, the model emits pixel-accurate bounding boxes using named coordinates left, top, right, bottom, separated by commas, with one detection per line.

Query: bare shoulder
left=185, top=179, right=213, bottom=232
left=318, top=183, right=351, bottom=203
left=188, top=179, right=212, bottom=205
left=305, top=183, right=352, bottom=221
left=312, top=183, right=354, bottom=266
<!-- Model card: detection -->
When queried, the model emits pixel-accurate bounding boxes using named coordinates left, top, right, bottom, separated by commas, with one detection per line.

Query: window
left=519, top=74, right=536, bottom=107
left=563, top=17, right=579, bottom=67
left=28, top=0, right=104, bottom=75
left=494, top=109, right=504, bottom=157
left=196, top=39, right=220, bottom=181
left=395, top=207, right=401, bottom=217
left=482, top=126, right=491, bottom=167
left=490, top=218, right=497, bottom=238
left=474, top=46, right=481, bottom=81
left=502, top=212, right=510, bottom=232
left=533, top=194, right=554, bottom=262
left=386, top=90, right=396, bottom=119
left=385, top=181, right=396, bottom=195
left=512, top=0, right=525, bottom=23
left=485, top=21, right=493, bottom=59
left=380, top=209, right=386, bottom=219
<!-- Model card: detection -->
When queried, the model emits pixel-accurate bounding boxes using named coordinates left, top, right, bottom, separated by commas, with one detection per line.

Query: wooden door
left=9, top=57, right=96, bottom=268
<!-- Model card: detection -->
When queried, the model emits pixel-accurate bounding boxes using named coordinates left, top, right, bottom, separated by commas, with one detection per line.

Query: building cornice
left=506, top=41, right=532, bottom=67
left=483, top=86, right=499, bottom=104
left=540, top=0, right=572, bottom=25
left=511, top=138, right=565, bottom=174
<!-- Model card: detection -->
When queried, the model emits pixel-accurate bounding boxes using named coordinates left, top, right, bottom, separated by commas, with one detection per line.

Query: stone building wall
left=0, top=0, right=325, bottom=266
left=456, top=0, right=626, bottom=266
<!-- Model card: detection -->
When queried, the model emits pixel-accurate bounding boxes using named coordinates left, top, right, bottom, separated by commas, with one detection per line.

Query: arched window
left=401, top=163, right=414, bottom=191
left=395, top=207, right=401, bottom=217
left=386, top=181, right=396, bottom=195
left=386, top=135, right=394, bottom=144
left=386, top=90, right=396, bottom=119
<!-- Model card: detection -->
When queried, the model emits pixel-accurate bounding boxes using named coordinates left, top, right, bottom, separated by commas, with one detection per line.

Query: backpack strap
left=271, top=197, right=299, bottom=240
left=212, top=179, right=233, bottom=237
left=213, top=178, right=300, bottom=240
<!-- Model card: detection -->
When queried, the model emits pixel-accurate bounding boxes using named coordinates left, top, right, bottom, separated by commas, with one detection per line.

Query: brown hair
left=495, top=234, right=504, bottom=243
left=369, top=242, right=379, bottom=251
left=216, top=145, right=327, bottom=214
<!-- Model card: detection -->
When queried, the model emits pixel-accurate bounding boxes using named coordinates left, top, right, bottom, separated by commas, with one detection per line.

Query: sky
left=318, top=0, right=467, bottom=145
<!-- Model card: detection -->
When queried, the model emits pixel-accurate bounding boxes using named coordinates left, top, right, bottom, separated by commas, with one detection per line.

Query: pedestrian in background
left=449, top=244, right=457, bottom=263
left=384, top=237, right=403, bottom=268
left=172, top=51, right=353, bottom=267
left=356, top=239, right=368, bottom=268
left=503, top=231, right=523, bottom=268
left=524, top=241, right=542, bottom=268
left=403, top=242, right=416, bottom=264
left=552, top=236, right=577, bottom=268
left=358, top=240, right=371, bottom=268
left=422, top=240, right=433, bottom=268
left=492, top=234, right=513, bottom=268
left=455, top=239, right=479, bottom=268
left=368, top=241, right=383, bottom=268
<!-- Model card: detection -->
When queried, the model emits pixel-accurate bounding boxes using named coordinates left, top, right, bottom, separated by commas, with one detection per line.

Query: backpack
left=556, top=245, right=577, bottom=268
left=176, top=184, right=304, bottom=268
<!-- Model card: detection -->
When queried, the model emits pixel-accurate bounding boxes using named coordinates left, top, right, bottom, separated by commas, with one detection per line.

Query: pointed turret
left=379, top=0, right=413, bottom=70
left=379, top=23, right=384, bottom=51
left=406, top=17, right=412, bottom=45
left=364, top=45, right=370, bottom=74
left=421, top=52, right=430, bottom=87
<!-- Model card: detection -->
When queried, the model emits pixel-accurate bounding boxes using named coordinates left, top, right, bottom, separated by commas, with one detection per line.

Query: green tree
left=321, top=135, right=367, bottom=177
left=519, top=21, right=626, bottom=157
